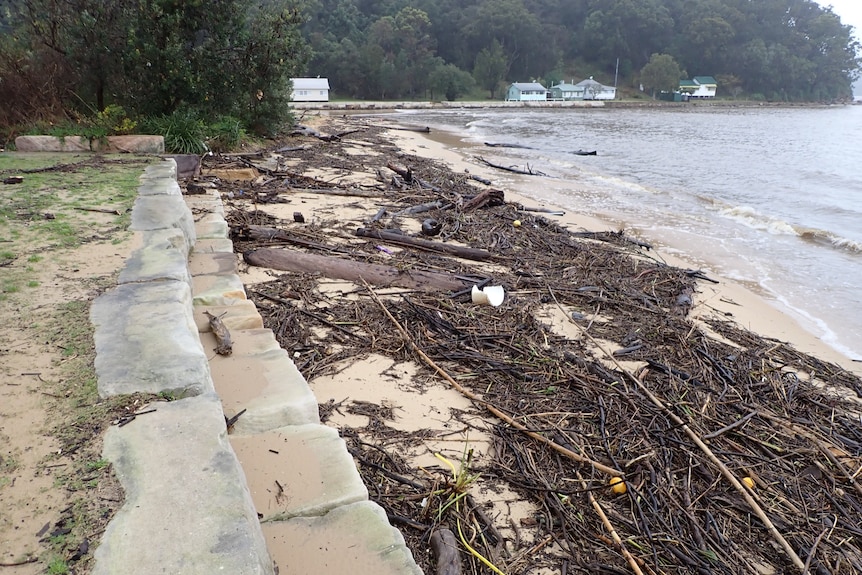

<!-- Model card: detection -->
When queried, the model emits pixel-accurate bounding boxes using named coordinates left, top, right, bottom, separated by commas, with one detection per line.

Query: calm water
left=391, top=105, right=862, bottom=360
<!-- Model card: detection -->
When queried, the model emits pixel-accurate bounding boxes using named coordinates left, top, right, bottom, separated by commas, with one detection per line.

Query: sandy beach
left=210, top=112, right=862, bottom=574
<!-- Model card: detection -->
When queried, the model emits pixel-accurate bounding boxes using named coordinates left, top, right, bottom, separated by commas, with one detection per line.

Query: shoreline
left=372, top=114, right=862, bottom=377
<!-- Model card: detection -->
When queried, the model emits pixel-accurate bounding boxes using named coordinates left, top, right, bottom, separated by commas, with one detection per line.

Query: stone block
left=202, top=330, right=319, bottom=433
left=193, top=274, right=247, bottom=306
left=130, top=194, right=196, bottom=250
left=230, top=425, right=368, bottom=521
left=262, top=501, right=422, bottom=575
left=189, top=252, right=238, bottom=277
left=193, top=300, right=264, bottom=332
left=162, top=154, right=202, bottom=178
left=194, top=238, right=235, bottom=254
left=118, top=228, right=192, bottom=285
left=93, top=394, right=273, bottom=575
left=91, top=281, right=212, bottom=398
left=14, top=135, right=91, bottom=152
left=103, top=135, right=165, bottom=154
left=196, top=213, right=229, bottom=239
left=139, top=159, right=177, bottom=182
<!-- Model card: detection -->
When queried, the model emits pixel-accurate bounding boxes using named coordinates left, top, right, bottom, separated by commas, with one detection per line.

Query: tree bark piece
left=430, top=528, right=462, bottom=575
left=244, top=248, right=468, bottom=292
left=355, top=228, right=495, bottom=262
left=204, top=311, right=233, bottom=356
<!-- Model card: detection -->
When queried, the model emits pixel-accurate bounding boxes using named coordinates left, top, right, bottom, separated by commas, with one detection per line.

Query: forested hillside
left=301, top=0, right=861, bottom=101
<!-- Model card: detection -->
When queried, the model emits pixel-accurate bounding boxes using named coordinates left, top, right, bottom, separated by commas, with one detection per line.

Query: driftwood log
left=244, top=248, right=468, bottom=292
left=430, top=528, right=462, bottom=575
left=475, top=156, right=548, bottom=177
left=355, top=228, right=495, bottom=261
left=484, top=142, right=534, bottom=149
left=236, top=225, right=353, bottom=254
left=204, top=311, right=233, bottom=355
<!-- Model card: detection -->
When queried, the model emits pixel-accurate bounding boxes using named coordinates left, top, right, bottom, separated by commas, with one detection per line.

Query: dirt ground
left=0, top=154, right=151, bottom=573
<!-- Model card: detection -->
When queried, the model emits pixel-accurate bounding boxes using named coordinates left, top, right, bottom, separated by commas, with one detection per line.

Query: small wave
left=797, top=228, right=862, bottom=254
left=719, top=206, right=861, bottom=255
left=719, top=205, right=798, bottom=235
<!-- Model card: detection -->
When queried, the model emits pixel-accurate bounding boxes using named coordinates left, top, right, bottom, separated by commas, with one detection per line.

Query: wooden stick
left=576, top=471, right=645, bottom=575
left=553, top=286, right=807, bottom=572
left=363, top=279, right=620, bottom=477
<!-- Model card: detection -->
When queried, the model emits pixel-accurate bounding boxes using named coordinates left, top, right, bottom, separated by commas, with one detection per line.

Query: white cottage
left=505, top=82, right=549, bottom=102
left=572, top=78, right=616, bottom=100
left=291, top=78, right=331, bottom=102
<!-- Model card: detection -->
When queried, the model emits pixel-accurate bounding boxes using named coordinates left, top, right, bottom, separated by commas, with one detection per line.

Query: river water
left=389, top=104, right=862, bottom=361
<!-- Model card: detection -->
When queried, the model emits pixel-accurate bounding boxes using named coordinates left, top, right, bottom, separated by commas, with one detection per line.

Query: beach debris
left=3, top=176, right=24, bottom=184
left=430, top=528, right=462, bottom=575
left=470, top=284, right=505, bottom=306
left=292, top=211, right=305, bottom=223
left=244, top=248, right=468, bottom=292
left=354, top=228, right=495, bottom=261
left=475, top=155, right=549, bottom=177
left=420, top=218, right=442, bottom=236
left=608, top=476, right=627, bottom=494
left=216, top=117, right=862, bottom=575
left=204, top=310, right=233, bottom=356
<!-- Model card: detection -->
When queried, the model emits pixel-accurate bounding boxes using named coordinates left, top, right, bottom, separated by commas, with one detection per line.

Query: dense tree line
left=303, top=0, right=861, bottom=101
left=0, top=0, right=308, bottom=132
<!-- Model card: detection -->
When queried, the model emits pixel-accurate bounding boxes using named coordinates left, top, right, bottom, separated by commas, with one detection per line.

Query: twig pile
left=215, top=119, right=862, bottom=575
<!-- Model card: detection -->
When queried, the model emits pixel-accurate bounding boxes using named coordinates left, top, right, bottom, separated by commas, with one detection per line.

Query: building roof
left=550, top=83, right=579, bottom=90
left=679, top=80, right=698, bottom=88
left=693, top=76, right=717, bottom=85
left=574, top=78, right=614, bottom=89
left=510, top=82, right=548, bottom=91
left=292, top=78, right=330, bottom=90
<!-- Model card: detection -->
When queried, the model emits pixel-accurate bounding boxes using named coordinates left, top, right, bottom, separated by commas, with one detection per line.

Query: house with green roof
left=679, top=76, right=717, bottom=98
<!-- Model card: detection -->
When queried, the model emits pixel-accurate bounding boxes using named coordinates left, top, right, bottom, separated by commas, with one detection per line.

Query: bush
left=139, top=111, right=207, bottom=155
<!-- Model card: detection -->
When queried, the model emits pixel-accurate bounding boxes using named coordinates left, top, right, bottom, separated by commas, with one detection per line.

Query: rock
left=14, top=135, right=92, bottom=152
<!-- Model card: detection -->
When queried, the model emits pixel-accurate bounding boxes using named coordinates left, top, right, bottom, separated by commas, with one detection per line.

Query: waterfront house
left=291, top=78, right=331, bottom=102
left=549, top=82, right=579, bottom=100
left=505, top=82, right=549, bottom=102
left=573, top=78, right=616, bottom=100
left=679, top=76, right=717, bottom=98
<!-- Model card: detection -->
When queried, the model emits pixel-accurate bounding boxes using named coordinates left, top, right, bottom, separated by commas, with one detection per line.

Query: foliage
left=302, top=0, right=860, bottom=101
left=138, top=111, right=208, bottom=155
left=640, top=53, right=684, bottom=96
left=429, top=63, right=475, bottom=101
left=2, top=0, right=308, bottom=132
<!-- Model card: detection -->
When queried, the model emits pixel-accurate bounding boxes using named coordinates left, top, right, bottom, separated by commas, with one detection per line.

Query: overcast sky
left=817, top=0, right=861, bottom=39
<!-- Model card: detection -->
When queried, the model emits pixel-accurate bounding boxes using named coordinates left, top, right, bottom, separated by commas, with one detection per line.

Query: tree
left=473, top=40, right=508, bottom=98
left=640, top=53, right=683, bottom=96
left=429, top=62, right=474, bottom=101
left=9, top=0, right=309, bottom=131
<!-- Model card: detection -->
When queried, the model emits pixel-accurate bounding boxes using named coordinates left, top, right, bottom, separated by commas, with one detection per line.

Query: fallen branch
left=73, top=206, right=122, bottom=215
left=355, top=228, right=496, bottom=262
left=475, top=156, right=548, bottom=177
left=430, top=528, right=462, bottom=575
left=245, top=248, right=468, bottom=292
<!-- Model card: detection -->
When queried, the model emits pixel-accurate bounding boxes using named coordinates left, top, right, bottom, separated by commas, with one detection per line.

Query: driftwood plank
left=244, top=248, right=468, bottom=292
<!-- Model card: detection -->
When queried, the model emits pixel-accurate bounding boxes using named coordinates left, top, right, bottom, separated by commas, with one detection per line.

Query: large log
left=243, top=248, right=468, bottom=292
left=355, top=228, right=495, bottom=262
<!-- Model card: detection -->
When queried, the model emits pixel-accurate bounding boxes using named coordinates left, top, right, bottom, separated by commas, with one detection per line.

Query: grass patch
left=39, top=297, right=163, bottom=571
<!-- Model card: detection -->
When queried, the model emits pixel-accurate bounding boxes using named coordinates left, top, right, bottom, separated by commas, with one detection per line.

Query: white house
left=505, top=82, right=549, bottom=102
left=679, top=76, right=717, bottom=98
left=572, top=78, right=616, bottom=100
left=291, top=78, right=330, bottom=102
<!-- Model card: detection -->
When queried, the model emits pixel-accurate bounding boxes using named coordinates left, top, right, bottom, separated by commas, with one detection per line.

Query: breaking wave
left=719, top=205, right=862, bottom=255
